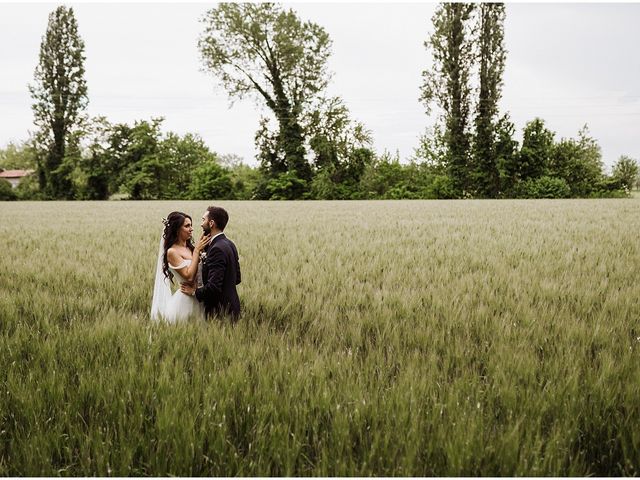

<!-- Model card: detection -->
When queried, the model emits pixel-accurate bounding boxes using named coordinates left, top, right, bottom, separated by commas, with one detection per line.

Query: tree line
left=0, top=3, right=637, bottom=201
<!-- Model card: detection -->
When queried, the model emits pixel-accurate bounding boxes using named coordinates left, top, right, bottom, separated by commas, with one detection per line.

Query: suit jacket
left=195, top=233, right=241, bottom=319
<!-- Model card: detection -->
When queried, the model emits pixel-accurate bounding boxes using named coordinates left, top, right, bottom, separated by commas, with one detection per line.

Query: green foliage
left=589, top=176, right=629, bottom=198
left=187, top=160, right=235, bottom=200
left=159, top=133, right=216, bottom=199
left=416, top=6, right=616, bottom=200
left=253, top=116, right=312, bottom=198
left=309, top=150, right=376, bottom=200
left=473, top=3, right=506, bottom=198
left=199, top=3, right=332, bottom=189
left=309, top=165, right=348, bottom=200
left=573, top=126, right=605, bottom=196
left=429, top=174, right=458, bottom=199
left=61, top=116, right=116, bottom=200
left=611, top=155, right=638, bottom=191
left=63, top=117, right=226, bottom=201
left=413, top=127, right=460, bottom=199
left=29, top=6, right=88, bottom=199
left=252, top=94, right=376, bottom=201
left=76, top=152, right=111, bottom=200
left=0, top=142, right=40, bottom=200
left=265, top=171, right=308, bottom=200
left=549, top=128, right=603, bottom=197
left=45, top=130, right=86, bottom=200
left=231, top=165, right=262, bottom=200
left=305, top=97, right=373, bottom=164
left=421, top=3, right=475, bottom=196
left=413, top=125, right=447, bottom=172
left=494, top=114, right=520, bottom=196
left=220, top=155, right=263, bottom=200
left=549, top=139, right=584, bottom=193
left=117, top=119, right=165, bottom=200
left=254, top=117, right=287, bottom=179
left=124, top=155, right=171, bottom=201
left=515, top=175, right=571, bottom=199
left=497, top=122, right=623, bottom=199
left=14, top=174, right=41, bottom=200
left=357, top=153, right=443, bottom=200
left=517, top=118, right=555, bottom=182
left=359, top=152, right=407, bottom=199
left=0, top=141, right=37, bottom=170
left=305, top=97, right=375, bottom=200
left=0, top=179, right=17, bottom=200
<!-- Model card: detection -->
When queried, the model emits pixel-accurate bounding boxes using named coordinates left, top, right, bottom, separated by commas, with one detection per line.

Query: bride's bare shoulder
left=166, top=247, right=182, bottom=266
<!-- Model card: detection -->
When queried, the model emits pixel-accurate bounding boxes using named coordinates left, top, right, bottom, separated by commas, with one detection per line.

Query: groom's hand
left=180, top=282, right=196, bottom=296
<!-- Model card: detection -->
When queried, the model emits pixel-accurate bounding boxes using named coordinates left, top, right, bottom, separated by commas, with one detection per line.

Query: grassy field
left=1, top=199, right=639, bottom=476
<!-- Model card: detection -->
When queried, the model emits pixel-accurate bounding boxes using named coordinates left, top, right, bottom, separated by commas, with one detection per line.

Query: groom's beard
left=203, top=225, right=211, bottom=235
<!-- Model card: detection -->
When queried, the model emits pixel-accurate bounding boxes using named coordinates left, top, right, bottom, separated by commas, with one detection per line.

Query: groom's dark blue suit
left=195, top=233, right=241, bottom=319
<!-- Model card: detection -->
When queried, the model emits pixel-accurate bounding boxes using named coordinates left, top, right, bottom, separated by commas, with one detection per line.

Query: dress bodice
left=157, top=258, right=204, bottom=323
left=169, top=259, right=191, bottom=283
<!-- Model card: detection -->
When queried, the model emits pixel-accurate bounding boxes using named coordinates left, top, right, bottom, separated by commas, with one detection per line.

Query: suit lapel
left=205, top=233, right=225, bottom=265
left=203, top=234, right=224, bottom=274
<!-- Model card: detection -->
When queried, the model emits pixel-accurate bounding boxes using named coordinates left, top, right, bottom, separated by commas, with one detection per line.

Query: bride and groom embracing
left=150, top=206, right=241, bottom=324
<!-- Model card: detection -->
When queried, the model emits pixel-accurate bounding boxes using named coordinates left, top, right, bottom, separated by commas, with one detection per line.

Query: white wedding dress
left=151, top=238, right=205, bottom=323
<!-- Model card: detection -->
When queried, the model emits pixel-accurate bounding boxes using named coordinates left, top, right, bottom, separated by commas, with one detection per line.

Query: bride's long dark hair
left=162, top=211, right=195, bottom=284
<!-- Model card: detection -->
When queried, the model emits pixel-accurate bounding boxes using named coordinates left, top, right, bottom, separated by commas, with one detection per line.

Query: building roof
left=0, top=169, right=35, bottom=178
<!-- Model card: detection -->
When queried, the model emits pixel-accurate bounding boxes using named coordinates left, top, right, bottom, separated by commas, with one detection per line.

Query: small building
left=0, top=169, right=35, bottom=189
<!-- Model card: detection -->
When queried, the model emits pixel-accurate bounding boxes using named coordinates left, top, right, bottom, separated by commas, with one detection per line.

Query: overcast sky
left=1, top=2, right=639, bottom=170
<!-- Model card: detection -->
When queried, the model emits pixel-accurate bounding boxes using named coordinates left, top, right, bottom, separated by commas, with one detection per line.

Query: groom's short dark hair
left=207, top=206, right=229, bottom=231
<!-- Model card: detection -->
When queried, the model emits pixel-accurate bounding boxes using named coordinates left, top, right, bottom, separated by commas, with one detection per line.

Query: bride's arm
left=167, top=236, right=210, bottom=282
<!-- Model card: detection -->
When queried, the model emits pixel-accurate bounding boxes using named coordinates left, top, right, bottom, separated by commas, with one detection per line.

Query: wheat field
left=1, top=199, right=639, bottom=476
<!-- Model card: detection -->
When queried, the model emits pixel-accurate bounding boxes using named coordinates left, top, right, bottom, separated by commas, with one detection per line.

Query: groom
left=181, top=206, right=241, bottom=320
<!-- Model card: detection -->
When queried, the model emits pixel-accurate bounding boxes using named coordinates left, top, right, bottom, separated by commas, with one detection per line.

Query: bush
left=611, top=155, right=638, bottom=191
left=187, top=160, right=235, bottom=200
left=428, top=174, right=458, bottom=199
left=228, top=164, right=261, bottom=200
left=309, top=167, right=340, bottom=200
left=265, top=171, right=307, bottom=200
left=517, top=176, right=571, bottom=199
left=14, top=174, right=41, bottom=200
left=588, top=176, right=629, bottom=198
left=383, top=185, right=418, bottom=199
left=0, top=178, right=17, bottom=200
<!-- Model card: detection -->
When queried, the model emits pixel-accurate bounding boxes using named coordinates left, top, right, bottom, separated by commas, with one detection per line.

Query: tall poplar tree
left=29, top=6, right=88, bottom=199
left=421, top=3, right=475, bottom=197
left=472, top=3, right=506, bottom=198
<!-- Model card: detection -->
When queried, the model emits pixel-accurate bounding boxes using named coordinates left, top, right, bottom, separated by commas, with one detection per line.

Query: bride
left=151, top=211, right=210, bottom=323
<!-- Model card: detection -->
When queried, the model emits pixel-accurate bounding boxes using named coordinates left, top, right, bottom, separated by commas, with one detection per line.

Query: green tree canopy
left=187, top=159, right=235, bottom=200
left=549, top=126, right=603, bottom=197
left=199, top=3, right=332, bottom=190
left=0, top=179, right=17, bottom=201
left=518, top=118, right=555, bottom=182
left=494, top=114, right=519, bottom=195
left=0, top=141, right=37, bottom=171
left=612, top=155, right=638, bottom=191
